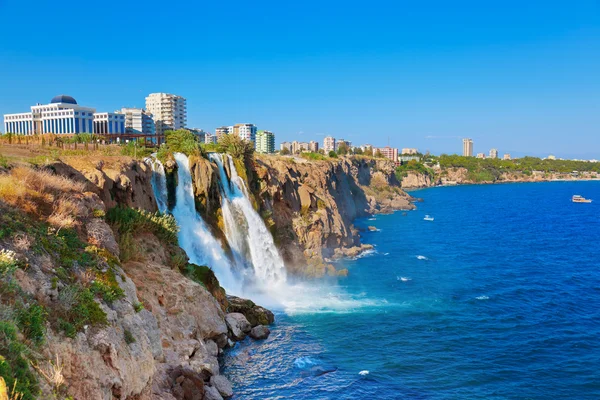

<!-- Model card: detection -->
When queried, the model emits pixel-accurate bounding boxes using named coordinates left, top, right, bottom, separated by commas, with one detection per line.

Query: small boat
left=572, top=195, right=592, bottom=203
left=424, top=215, right=434, bottom=221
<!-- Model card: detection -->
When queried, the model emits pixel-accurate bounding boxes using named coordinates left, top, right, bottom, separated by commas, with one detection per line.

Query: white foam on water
left=476, top=295, right=490, bottom=300
left=398, top=276, right=412, bottom=282
left=416, top=255, right=429, bottom=260
left=359, top=370, right=369, bottom=376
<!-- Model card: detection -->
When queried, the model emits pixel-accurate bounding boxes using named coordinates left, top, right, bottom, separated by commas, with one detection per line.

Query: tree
left=337, top=142, right=348, bottom=155
left=374, top=149, right=384, bottom=158
left=280, top=147, right=290, bottom=155
left=353, top=147, right=363, bottom=155
left=328, top=150, right=338, bottom=158
left=218, top=133, right=254, bottom=161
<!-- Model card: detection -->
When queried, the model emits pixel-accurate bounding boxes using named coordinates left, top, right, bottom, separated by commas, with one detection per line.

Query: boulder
left=226, top=296, right=275, bottom=326
left=210, top=375, right=234, bottom=398
left=204, top=384, right=224, bottom=400
left=225, top=313, right=251, bottom=341
left=249, top=325, right=270, bottom=340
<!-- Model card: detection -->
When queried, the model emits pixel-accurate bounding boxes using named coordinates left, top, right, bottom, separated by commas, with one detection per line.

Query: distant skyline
left=1, top=1, right=599, bottom=159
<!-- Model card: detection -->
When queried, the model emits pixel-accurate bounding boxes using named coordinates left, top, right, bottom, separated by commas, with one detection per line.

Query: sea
left=222, top=181, right=600, bottom=399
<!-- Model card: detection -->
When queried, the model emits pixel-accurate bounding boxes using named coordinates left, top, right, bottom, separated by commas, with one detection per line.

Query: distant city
left=3, top=93, right=598, bottom=163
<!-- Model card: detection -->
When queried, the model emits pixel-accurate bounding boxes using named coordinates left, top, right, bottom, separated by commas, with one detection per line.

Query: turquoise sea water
left=223, top=182, right=600, bottom=399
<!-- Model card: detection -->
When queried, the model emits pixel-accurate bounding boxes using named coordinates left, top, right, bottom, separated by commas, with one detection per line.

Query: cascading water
left=147, top=157, right=168, bottom=213
left=169, top=153, right=240, bottom=292
left=209, top=154, right=287, bottom=286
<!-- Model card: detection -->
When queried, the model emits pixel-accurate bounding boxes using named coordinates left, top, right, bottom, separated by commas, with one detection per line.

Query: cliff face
left=0, top=159, right=270, bottom=400
left=250, top=156, right=414, bottom=275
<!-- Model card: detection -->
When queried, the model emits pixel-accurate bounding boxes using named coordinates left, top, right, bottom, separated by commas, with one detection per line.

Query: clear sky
left=1, top=0, right=599, bottom=158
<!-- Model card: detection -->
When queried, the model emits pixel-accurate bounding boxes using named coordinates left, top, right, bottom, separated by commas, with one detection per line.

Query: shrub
left=164, top=130, right=202, bottom=156
left=124, top=329, right=136, bottom=345
left=0, top=321, right=39, bottom=400
left=17, top=304, right=46, bottom=345
left=328, top=151, right=338, bottom=158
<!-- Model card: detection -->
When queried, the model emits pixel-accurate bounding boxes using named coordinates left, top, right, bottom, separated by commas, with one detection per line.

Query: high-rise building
left=323, top=136, right=336, bottom=153
left=233, top=123, right=257, bottom=142
left=462, top=138, right=473, bottom=157
left=373, top=146, right=399, bottom=162
left=145, top=93, right=187, bottom=136
left=280, top=142, right=292, bottom=152
left=256, top=130, right=275, bottom=154
left=3, top=94, right=123, bottom=135
left=402, top=148, right=419, bottom=155
left=489, top=148, right=498, bottom=159
left=119, top=108, right=155, bottom=136
left=309, top=140, right=319, bottom=152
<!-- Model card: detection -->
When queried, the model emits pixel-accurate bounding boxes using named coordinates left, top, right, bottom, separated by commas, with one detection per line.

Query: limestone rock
left=225, top=313, right=252, bottom=341
left=210, top=375, right=234, bottom=398
left=226, top=296, right=275, bottom=326
left=204, top=384, right=224, bottom=400
left=249, top=325, right=271, bottom=340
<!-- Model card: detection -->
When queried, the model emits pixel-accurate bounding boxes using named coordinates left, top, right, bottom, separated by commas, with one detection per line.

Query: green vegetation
left=124, top=329, right=136, bottom=345
left=106, top=207, right=179, bottom=261
left=395, top=160, right=434, bottom=182
left=328, top=150, right=338, bottom=158
left=439, top=154, right=600, bottom=174
left=0, top=322, right=40, bottom=400
left=301, top=152, right=329, bottom=161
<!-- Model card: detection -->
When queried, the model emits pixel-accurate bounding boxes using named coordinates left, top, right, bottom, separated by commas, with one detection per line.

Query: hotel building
left=3, top=95, right=123, bottom=135
left=489, top=148, right=498, bottom=159
left=373, top=146, right=399, bottom=163
left=256, top=130, right=275, bottom=154
left=402, top=148, right=418, bottom=155
left=462, top=138, right=473, bottom=157
left=145, top=93, right=187, bottom=136
left=323, top=136, right=336, bottom=153
left=233, top=123, right=257, bottom=142
left=119, top=108, right=155, bottom=136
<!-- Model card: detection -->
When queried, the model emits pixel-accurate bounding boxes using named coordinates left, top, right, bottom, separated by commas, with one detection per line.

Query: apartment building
left=145, top=93, right=187, bottom=136
left=323, top=136, right=336, bottom=153
left=462, top=138, right=473, bottom=157
left=233, top=123, right=257, bottom=142
left=256, top=130, right=275, bottom=154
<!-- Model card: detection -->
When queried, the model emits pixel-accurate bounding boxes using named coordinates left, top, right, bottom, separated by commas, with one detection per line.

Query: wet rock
left=249, top=325, right=270, bottom=340
left=225, top=313, right=251, bottom=341
left=204, top=384, right=224, bottom=400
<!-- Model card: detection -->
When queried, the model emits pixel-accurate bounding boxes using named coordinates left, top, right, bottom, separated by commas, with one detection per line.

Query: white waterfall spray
left=210, top=154, right=287, bottom=287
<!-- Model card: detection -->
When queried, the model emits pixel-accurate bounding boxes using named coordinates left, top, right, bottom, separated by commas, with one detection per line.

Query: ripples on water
left=222, top=182, right=600, bottom=399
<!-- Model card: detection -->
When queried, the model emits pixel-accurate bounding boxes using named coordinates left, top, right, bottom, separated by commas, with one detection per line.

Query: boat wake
left=398, top=276, right=412, bottom=282
left=416, top=255, right=429, bottom=260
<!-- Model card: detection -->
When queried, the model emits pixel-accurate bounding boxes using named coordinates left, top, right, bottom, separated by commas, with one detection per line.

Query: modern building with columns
left=3, top=95, right=123, bottom=135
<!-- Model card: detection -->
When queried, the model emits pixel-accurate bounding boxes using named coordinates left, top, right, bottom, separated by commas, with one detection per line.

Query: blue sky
left=1, top=0, right=599, bottom=158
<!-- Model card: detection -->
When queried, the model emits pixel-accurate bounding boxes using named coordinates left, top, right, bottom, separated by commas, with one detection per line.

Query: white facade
left=4, top=95, right=97, bottom=135
left=462, top=138, right=473, bottom=157
left=233, top=123, right=257, bottom=142
left=336, top=138, right=352, bottom=151
left=402, top=148, right=418, bottom=155
left=93, top=113, right=125, bottom=135
left=204, top=133, right=218, bottom=144
left=119, top=108, right=155, bottom=136
left=323, top=136, right=336, bottom=153
left=489, top=148, right=498, bottom=159
left=145, top=93, right=187, bottom=136
left=280, top=142, right=292, bottom=152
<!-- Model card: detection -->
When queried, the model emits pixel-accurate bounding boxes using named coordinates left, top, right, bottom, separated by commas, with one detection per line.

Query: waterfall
left=147, top=157, right=168, bottom=213
left=209, top=154, right=287, bottom=286
left=169, top=153, right=240, bottom=292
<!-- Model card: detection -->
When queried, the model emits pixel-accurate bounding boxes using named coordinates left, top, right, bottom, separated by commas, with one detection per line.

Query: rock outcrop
left=250, top=156, right=414, bottom=275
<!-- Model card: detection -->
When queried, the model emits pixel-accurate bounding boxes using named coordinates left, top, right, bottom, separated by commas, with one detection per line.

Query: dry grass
left=32, top=354, right=64, bottom=391
left=0, top=166, right=86, bottom=228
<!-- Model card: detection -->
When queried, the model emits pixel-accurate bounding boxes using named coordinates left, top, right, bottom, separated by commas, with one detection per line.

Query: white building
left=309, top=140, right=319, bottom=152
left=3, top=95, right=123, bottom=135
left=93, top=113, right=126, bottom=135
left=503, top=153, right=511, bottom=160
left=233, top=123, right=257, bottom=142
left=489, top=148, right=498, bottom=159
left=145, top=93, right=187, bottom=136
left=476, top=152, right=486, bottom=159
left=336, top=138, right=352, bottom=151
left=323, top=136, right=336, bottom=153
left=402, top=148, right=418, bottom=155
left=280, top=142, right=292, bottom=152
left=204, top=133, right=218, bottom=144
left=462, top=138, right=473, bottom=157
left=119, top=108, right=155, bottom=136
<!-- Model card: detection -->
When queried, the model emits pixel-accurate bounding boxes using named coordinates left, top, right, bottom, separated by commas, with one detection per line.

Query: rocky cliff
left=0, top=159, right=272, bottom=400
left=250, top=156, right=414, bottom=276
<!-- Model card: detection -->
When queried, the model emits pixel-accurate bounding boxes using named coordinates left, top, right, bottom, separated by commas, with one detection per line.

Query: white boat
left=572, top=195, right=592, bottom=203
left=424, top=215, right=434, bottom=221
